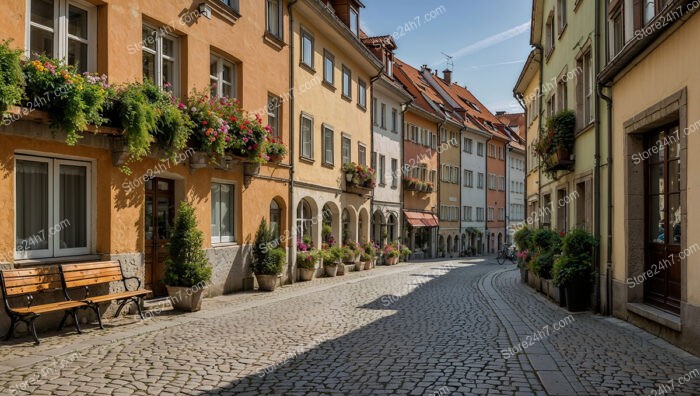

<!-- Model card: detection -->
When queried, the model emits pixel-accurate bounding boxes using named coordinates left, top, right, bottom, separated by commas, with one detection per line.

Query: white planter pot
left=166, top=286, right=205, bottom=312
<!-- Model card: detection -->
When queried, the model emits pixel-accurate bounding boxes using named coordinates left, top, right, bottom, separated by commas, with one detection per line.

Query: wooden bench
left=0, top=267, right=87, bottom=344
left=60, top=261, right=151, bottom=329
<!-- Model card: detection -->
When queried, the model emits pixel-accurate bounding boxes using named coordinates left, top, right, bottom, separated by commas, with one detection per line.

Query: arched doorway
left=439, top=235, right=445, bottom=257
left=497, top=232, right=503, bottom=251
left=322, top=203, right=340, bottom=246
left=297, top=199, right=316, bottom=246
left=387, top=213, right=397, bottom=244
left=269, top=199, right=282, bottom=240
left=372, top=210, right=384, bottom=245
left=446, top=235, right=452, bottom=255
left=358, top=208, right=369, bottom=243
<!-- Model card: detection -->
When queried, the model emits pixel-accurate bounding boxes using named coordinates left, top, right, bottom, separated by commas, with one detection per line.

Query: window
left=488, top=174, right=496, bottom=190
left=211, top=183, right=235, bottom=244
left=391, top=108, right=398, bottom=133
left=301, top=28, right=314, bottom=69
left=269, top=200, right=281, bottom=239
left=430, top=170, right=437, bottom=184
left=391, top=159, right=398, bottom=188
left=378, top=155, right=386, bottom=185
left=465, top=206, right=473, bottom=221
left=498, top=176, right=505, bottom=191
left=297, top=199, right=313, bottom=240
left=143, top=24, right=179, bottom=93
left=476, top=208, right=485, bottom=222
left=464, top=170, right=473, bottom=187
left=557, top=0, right=567, bottom=34
left=358, top=144, right=367, bottom=166
left=341, top=136, right=351, bottom=164
left=545, top=12, right=555, bottom=57
left=477, top=173, right=484, bottom=189
left=300, top=114, right=313, bottom=159
left=432, top=134, right=437, bottom=149
left=464, top=138, right=473, bottom=153
left=266, top=0, right=283, bottom=39
left=219, top=0, right=239, bottom=12
left=488, top=207, right=494, bottom=222
left=349, top=6, right=359, bottom=36
left=477, top=142, right=484, bottom=156
left=210, top=54, right=236, bottom=98
left=15, top=156, right=92, bottom=259
left=498, top=208, right=505, bottom=221
left=342, top=66, right=352, bottom=98
left=557, top=75, right=567, bottom=112
left=323, top=50, right=334, bottom=85
left=576, top=49, right=593, bottom=128
left=373, top=98, right=379, bottom=126
left=28, top=0, right=97, bottom=73
left=267, top=95, right=280, bottom=137
left=323, top=125, right=334, bottom=165
left=610, top=4, right=625, bottom=57
left=380, top=103, right=387, bottom=129
left=358, top=80, right=367, bottom=108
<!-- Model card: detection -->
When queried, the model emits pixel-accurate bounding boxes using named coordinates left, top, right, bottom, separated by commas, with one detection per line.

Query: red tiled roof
left=393, top=58, right=444, bottom=118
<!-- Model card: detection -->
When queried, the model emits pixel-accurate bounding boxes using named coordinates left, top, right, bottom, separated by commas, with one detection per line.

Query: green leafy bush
left=553, top=229, right=598, bottom=287
left=164, top=202, right=212, bottom=287
left=0, top=40, right=24, bottom=113
left=251, top=218, right=285, bottom=275
left=297, top=250, right=319, bottom=270
left=23, top=56, right=109, bottom=145
left=514, top=226, right=533, bottom=252
left=529, top=229, right=562, bottom=279
left=322, top=247, right=343, bottom=266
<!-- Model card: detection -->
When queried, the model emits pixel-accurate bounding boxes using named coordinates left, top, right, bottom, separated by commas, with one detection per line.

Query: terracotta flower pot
left=355, top=262, right=364, bottom=271
left=299, top=268, right=315, bottom=281
left=243, top=162, right=261, bottom=177
left=325, top=265, right=338, bottom=277
left=255, top=274, right=278, bottom=291
left=364, top=261, right=372, bottom=270
left=166, top=286, right=205, bottom=312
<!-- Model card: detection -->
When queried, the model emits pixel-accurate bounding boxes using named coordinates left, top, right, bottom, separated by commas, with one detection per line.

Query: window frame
left=323, top=49, right=335, bottom=86
left=265, top=0, right=283, bottom=39
left=341, top=135, right=351, bottom=165
left=300, top=27, right=314, bottom=70
left=300, top=113, right=314, bottom=160
left=267, top=94, right=281, bottom=137
left=142, top=23, right=180, bottom=95
left=358, top=143, right=367, bottom=166
left=322, top=124, right=334, bottom=166
left=14, top=154, right=93, bottom=259
left=211, top=182, right=236, bottom=244
left=358, top=79, right=367, bottom=109
left=210, top=53, right=237, bottom=99
left=342, top=65, right=352, bottom=99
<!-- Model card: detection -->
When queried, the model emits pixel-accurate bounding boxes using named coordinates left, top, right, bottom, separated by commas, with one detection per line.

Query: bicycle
left=497, top=246, right=517, bottom=265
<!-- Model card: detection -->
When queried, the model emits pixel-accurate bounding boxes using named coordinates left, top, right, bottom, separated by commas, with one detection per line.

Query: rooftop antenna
left=441, top=52, right=454, bottom=70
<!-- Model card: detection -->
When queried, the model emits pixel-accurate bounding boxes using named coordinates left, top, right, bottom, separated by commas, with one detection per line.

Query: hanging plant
left=22, top=55, right=109, bottom=145
left=0, top=40, right=25, bottom=114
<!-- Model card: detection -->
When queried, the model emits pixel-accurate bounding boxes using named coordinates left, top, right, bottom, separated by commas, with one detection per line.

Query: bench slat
left=64, top=274, right=123, bottom=288
left=3, top=274, right=62, bottom=288
left=61, top=261, right=120, bottom=272
left=3, top=267, right=59, bottom=278
left=12, top=300, right=86, bottom=315
left=62, top=267, right=122, bottom=281
left=6, top=282, right=63, bottom=296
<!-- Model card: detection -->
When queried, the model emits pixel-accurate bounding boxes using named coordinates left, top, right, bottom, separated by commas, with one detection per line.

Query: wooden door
left=145, top=178, right=175, bottom=297
left=644, top=126, right=681, bottom=314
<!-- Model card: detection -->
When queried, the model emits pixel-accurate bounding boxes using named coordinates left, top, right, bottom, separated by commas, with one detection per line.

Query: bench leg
left=28, top=316, right=40, bottom=345
left=133, top=298, right=145, bottom=320
left=114, top=299, right=130, bottom=318
left=3, top=316, right=16, bottom=341
left=58, top=311, right=69, bottom=331
left=90, top=305, right=104, bottom=330
left=70, top=309, right=82, bottom=334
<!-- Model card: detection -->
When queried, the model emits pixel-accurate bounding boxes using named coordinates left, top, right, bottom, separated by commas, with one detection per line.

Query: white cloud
left=470, top=59, right=526, bottom=70
left=432, top=21, right=531, bottom=66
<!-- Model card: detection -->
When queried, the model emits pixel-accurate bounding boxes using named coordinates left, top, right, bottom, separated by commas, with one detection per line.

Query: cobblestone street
left=0, top=258, right=698, bottom=395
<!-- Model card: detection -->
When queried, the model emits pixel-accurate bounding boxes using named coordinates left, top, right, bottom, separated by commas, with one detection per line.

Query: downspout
left=484, top=134, right=492, bottom=253
left=369, top=66, right=384, bottom=244
left=287, top=0, right=298, bottom=284
left=436, top=118, right=446, bottom=259
left=598, top=0, right=614, bottom=317
left=515, top=93, right=527, bottom=224
left=593, top=0, right=603, bottom=314
left=533, top=43, right=544, bottom=229
left=505, top=140, right=511, bottom=245
left=399, top=100, right=413, bottom=247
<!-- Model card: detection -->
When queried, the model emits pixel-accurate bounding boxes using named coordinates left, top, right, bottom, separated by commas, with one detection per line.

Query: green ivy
left=0, top=40, right=24, bottom=114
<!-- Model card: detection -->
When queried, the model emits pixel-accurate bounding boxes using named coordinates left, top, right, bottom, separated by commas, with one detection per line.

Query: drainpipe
left=505, top=140, right=512, bottom=245
left=437, top=118, right=445, bottom=257
left=514, top=93, right=527, bottom=229
left=399, top=100, right=412, bottom=247
left=484, top=134, right=491, bottom=253
left=533, top=43, right=544, bottom=229
left=287, top=0, right=298, bottom=284
left=593, top=0, right=603, bottom=314
left=369, top=67, right=385, bottom=244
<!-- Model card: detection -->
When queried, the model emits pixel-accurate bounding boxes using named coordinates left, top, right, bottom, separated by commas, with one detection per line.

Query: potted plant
left=384, top=245, right=399, bottom=265
left=163, top=202, right=212, bottom=312
left=265, top=135, right=287, bottom=163
left=342, top=162, right=377, bottom=189
left=400, top=246, right=412, bottom=262
left=535, top=110, right=576, bottom=178
left=251, top=218, right=285, bottom=291
left=322, top=246, right=343, bottom=277
left=344, top=241, right=360, bottom=263
left=553, top=229, right=598, bottom=312
left=297, top=249, right=319, bottom=281
left=514, top=226, right=534, bottom=283
left=0, top=40, right=24, bottom=114
left=362, top=242, right=376, bottom=270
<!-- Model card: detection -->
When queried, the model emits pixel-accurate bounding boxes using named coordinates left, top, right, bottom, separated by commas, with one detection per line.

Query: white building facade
left=506, top=145, right=526, bottom=245
left=460, top=128, right=490, bottom=254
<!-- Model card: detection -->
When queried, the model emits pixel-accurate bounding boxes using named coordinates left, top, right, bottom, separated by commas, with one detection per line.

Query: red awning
left=403, top=210, right=439, bottom=228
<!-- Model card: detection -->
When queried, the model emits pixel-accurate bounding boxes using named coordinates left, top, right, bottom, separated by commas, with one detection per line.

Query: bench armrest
left=123, top=276, right=142, bottom=291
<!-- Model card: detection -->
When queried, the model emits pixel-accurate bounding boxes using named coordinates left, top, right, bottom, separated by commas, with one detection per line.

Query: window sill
left=13, top=254, right=102, bottom=267
left=341, top=94, right=352, bottom=103
left=205, top=0, right=241, bottom=24
left=299, top=156, right=315, bottom=164
left=263, top=32, right=286, bottom=51
left=357, top=104, right=367, bottom=112
left=300, top=63, right=316, bottom=75
left=322, top=162, right=335, bottom=169
left=627, top=302, right=681, bottom=332
left=576, top=120, right=595, bottom=136
left=558, top=24, right=567, bottom=40
left=322, top=80, right=336, bottom=92
left=211, top=242, right=239, bottom=249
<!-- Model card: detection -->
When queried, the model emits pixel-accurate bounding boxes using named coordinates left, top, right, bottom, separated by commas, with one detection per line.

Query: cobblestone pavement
left=0, top=258, right=698, bottom=395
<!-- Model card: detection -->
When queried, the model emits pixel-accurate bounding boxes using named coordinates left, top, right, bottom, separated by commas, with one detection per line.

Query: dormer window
left=349, top=6, right=359, bottom=36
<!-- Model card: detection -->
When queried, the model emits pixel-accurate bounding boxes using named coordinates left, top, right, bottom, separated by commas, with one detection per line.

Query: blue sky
left=361, top=0, right=532, bottom=114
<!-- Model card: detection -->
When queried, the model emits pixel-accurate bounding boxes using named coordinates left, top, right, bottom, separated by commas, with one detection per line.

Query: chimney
left=421, top=64, right=432, bottom=73
left=442, top=69, right=452, bottom=84
left=496, top=111, right=506, bottom=116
